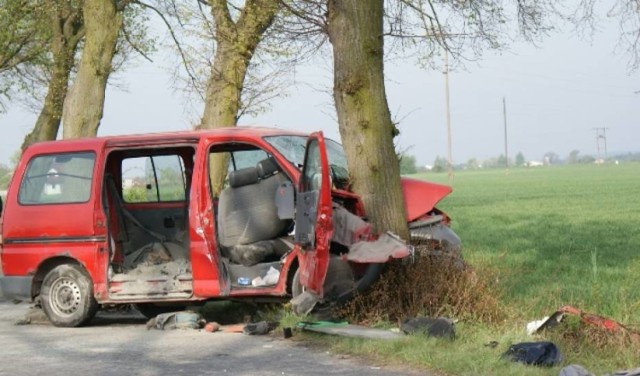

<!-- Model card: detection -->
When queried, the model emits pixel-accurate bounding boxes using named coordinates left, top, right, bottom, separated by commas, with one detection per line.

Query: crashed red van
left=0, top=127, right=459, bottom=327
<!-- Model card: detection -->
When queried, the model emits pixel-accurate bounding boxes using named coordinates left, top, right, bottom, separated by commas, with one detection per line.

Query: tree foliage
left=0, top=0, right=50, bottom=112
left=515, top=152, right=525, bottom=167
left=433, top=156, right=447, bottom=173
left=399, top=153, right=418, bottom=175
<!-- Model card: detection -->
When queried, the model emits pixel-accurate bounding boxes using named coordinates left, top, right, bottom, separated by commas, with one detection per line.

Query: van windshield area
left=264, top=135, right=350, bottom=189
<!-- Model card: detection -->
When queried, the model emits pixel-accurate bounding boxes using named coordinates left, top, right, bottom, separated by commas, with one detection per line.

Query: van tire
left=291, top=262, right=384, bottom=303
left=41, top=264, right=99, bottom=327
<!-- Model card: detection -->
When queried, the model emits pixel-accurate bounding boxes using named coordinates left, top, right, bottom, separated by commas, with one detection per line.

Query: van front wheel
left=41, top=264, right=99, bottom=327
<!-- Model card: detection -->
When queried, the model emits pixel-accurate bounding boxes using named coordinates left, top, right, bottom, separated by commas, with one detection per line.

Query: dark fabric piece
left=243, top=321, right=278, bottom=335
left=228, top=167, right=259, bottom=188
left=146, top=311, right=205, bottom=330
left=401, top=317, right=456, bottom=339
left=501, top=341, right=562, bottom=367
left=226, top=241, right=276, bottom=267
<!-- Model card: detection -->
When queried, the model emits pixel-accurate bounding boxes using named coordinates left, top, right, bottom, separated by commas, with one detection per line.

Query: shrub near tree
left=399, top=154, right=418, bottom=175
left=432, top=156, right=447, bottom=173
left=0, top=163, right=11, bottom=190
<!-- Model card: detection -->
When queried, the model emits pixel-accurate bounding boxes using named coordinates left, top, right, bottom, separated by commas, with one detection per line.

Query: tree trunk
left=199, top=0, right=278, bottom=196
left=62, top=0, right=122, bottom=139
left=22, top=6, right=83, bottom=151
left=327, top=0, right=409, bottom=239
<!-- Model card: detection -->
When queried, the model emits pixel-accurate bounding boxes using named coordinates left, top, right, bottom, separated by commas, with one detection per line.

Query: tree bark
left=62, top=0, right=122, bottom=139
left=199, top=0, right=278, bottom=196
left=327, top=0, right=409, bottom=239
left=21, top=3, right=83, bottom=150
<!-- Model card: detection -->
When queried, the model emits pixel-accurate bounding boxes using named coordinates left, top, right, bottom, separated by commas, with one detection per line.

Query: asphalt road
left=0, top=300, right=417, bottom=376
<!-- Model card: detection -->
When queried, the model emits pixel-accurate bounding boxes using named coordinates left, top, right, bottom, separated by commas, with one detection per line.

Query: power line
left=592, top=127, right=609, bottom=160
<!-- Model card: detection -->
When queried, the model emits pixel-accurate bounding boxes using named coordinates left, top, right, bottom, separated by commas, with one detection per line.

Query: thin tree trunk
left=327, top=0, right=409, bottom=239
left=62, top=0, right=122, bottom=139
left=22, top=6, right=83, bottom=151
left=199, top=0, right=278, bottom=196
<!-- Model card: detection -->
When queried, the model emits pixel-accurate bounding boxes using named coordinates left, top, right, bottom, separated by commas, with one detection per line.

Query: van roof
left=24, top=126, right=311, bottom=154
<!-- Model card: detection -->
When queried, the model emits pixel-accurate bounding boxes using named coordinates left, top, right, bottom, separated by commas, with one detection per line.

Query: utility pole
left=503, top=97, right=509, bottom=172
left=592, top=127, right=609, bottom=161
left=444, top=49, right=453, bottom=182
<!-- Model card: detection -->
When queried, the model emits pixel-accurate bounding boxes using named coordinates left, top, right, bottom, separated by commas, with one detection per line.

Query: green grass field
left=426, top=163, right=640, bottom=321
left=320, top=163, right=640, bottom=375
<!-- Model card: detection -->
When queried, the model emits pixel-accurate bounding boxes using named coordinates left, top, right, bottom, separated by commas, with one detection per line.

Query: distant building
left=526, top=161, right=544, bottom=167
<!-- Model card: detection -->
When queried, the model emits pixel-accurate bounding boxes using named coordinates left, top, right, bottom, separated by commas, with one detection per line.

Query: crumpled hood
left=401, top=178, right=452, bottom=222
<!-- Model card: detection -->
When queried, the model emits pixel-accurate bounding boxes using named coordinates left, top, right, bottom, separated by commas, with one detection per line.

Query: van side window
left=122, top=155, right=186, bottom=203
left=19, top=152, right=96, bottom=204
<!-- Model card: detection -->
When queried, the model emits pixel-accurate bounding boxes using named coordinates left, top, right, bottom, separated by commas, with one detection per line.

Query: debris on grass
left=400, top=316, right=456, bottom=339
left=533, top=305, right=640, bottom=345
left=501, top=341, right=563, bottom=367
left=243, top=320, right=278, bottom=335
left=146, top=311, right=205, bottom=330
left=297, top=321, right=404, bottom=340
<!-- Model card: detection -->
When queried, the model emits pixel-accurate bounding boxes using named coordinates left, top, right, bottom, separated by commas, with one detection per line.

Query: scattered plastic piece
left=252, top=266, right=280, bottom=287
left=533, top=305, right=640, bottom=340
left=298, top=321, right=403, bottom=340
left=559, top=364, right=595, bottom=376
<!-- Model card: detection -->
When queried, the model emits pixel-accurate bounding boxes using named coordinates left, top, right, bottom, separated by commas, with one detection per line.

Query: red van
left=0, top=127, right=459, bottom=326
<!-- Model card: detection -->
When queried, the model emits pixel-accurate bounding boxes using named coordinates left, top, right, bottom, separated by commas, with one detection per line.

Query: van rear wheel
left=41, top=264, right=99, bottom=327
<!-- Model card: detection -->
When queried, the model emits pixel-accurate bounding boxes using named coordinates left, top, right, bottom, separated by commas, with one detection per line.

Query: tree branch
left=133, top=0, right=204, bottom=100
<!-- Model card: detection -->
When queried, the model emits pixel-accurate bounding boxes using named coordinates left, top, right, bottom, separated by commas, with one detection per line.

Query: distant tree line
left=399, top=149, right=640, bottom=175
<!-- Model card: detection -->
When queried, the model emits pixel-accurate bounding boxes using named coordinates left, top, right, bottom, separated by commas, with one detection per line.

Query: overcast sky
left=1, top=12, right=638, bottom=167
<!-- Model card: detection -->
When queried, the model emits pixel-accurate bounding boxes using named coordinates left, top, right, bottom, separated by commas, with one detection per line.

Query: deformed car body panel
left=401, top=178, right=452, bottom=222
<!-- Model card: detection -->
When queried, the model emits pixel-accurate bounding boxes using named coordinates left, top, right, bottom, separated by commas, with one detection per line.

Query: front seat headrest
left=228, top=167, right=259, bottom=188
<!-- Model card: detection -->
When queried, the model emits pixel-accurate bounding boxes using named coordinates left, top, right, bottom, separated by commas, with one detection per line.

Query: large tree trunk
left=199, top=0, right=278, bottom=196
left=62, top=0, right=122, bottom=139
left=327, top=0, right=409, bottom=239
left=22, top=5, right=83, bottom=151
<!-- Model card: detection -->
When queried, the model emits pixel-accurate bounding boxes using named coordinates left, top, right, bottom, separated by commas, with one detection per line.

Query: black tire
left=291, top=261, right=384, bottom=303
left=135, top=303, right=187, bottom=319
left=41, top=264, right=99, bottom=327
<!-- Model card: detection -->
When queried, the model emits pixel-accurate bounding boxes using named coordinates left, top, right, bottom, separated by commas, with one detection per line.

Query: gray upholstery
left=218, top=164, right=291, bottom=249
left=257, top=157, right=279, bottom=178
left=228, top=167, right=259, bottom=188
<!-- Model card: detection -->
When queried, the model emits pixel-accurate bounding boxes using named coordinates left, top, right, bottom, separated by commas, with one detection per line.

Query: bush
left=339, top=242, right=504, bottom=325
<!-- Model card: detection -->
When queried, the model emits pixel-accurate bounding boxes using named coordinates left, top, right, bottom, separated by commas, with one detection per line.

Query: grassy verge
left=297, top=163, right=640, bottom=375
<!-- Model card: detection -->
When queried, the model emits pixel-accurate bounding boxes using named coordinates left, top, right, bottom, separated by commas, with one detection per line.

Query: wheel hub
left=50, top=278, right=81, bottom=316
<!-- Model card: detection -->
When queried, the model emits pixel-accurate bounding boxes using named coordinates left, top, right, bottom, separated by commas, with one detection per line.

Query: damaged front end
left=409, top=213, right=461, bottom=257
left=402, top=177, right=462, bottom=259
